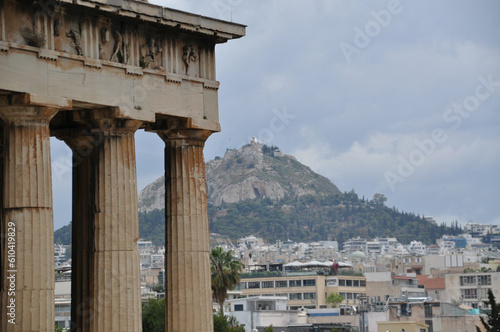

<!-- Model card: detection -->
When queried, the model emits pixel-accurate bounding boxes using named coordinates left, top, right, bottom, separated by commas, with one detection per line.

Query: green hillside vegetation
left=132, top=191, right=462, bottom=247
left=54, top=221, right=72, bottom=245
left=208, top=191, right=462, bottom=245
left=54, top=192, right=462, bottom=247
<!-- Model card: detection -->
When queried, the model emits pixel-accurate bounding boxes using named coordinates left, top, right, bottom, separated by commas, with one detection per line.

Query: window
left=339, top=279, right=346, bottom=286
left=461, top=289, right=477, bottom=299
left=248, top=282, right=260, bottom=289
left=346, top=293, right=353, bottom=300
left=339, top=292, right=346, bottom=299
left=262, top=281, right=274, bottom=288
left=55, top=305, right=70, bottom=312
left=303, top=292, right=316, bottom=300
left=234, top=304, right=244, bottom=311
left=425, top=303, right=432, bottom=318
left=239, top=282, right=247, bottom=289
left=460, top=276, right=476, bottom=286
left=353, top=280, right=359, bottom=287
left=360, top=280, right=366, bottom=287
left=478, top=275, right=491, bottom=286
left=346, top=280, right=353, bottom=287
left=276, top=281, right=287, bottom=288
left=303, top=279, right=316, bottom=286
left=289, top=280, right=302, bottom=287
left=289, top=293, right=302, bottom=300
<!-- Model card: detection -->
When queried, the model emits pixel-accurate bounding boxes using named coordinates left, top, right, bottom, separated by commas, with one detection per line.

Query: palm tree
left=210, top=247, right=242, bottom=315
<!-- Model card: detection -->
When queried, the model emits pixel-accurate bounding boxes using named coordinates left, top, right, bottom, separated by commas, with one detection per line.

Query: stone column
left=59, top=115, right=143, bottom=332
left=0, top=106, right=57, bottom=332
left=56, top=129, right=95, bottom=332
left=158, top=129, right=213, bottom=332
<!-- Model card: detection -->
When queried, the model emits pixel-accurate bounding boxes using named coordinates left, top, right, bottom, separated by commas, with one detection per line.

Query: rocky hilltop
left=138, top=140, right=340, bottom=212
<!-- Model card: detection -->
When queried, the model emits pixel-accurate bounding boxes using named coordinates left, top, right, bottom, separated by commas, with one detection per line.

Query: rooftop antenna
left=230, top=0, right=233, bottom=22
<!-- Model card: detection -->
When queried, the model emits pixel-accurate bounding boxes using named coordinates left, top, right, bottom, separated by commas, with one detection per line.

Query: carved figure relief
left=100, top=27, right=110, bottom=44
left=182, top=44, right=198, bottom=74
left=54, top=19, right=62, bottom=37
left=110, top=30, right=128, bottom=64
left=140, top=37, right=162, bottom=69
left=20, top=27, right=46, bottom=48
left=66, top=29, right=82, bottom=55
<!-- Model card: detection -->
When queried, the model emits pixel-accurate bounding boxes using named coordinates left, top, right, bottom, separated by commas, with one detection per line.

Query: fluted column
left=58, top=115, right=143, bottom=332
left=0, top=106, right=57, bottom=332
left=55, top=129, right=95, bottom=332
left=158, top=129, right=213, bottom=332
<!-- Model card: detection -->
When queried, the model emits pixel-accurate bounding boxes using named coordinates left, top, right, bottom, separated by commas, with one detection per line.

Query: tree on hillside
left=476, top=289, right=500, bottom=332
left=372, top=193, right=387, bottom=206
left=210, top=247, right=242, bottom=315
left=326, top=292, right=344, bottom=308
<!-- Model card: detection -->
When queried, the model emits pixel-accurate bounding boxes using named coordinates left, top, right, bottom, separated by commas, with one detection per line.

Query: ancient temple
left=0, top=0, right=245, bottom=331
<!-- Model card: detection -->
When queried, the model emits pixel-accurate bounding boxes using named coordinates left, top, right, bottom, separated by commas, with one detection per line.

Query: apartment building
left=445, top=271, right=500, bottom=309
left=239, top=272, right=366, bottom=310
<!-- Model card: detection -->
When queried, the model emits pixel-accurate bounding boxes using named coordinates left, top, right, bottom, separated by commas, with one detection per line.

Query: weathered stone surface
left=0, top=107, right=57, bottom=332
left=158, top=129, right=213, bottom=332
left=0, top=0, right=244, bottom=125
left=57, top=114, right=142, bottom=332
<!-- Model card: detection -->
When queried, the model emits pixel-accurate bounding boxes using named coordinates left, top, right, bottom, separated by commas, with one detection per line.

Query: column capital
left=87, top=118, right=143, bottom=137
left=145, top=117, right=213, bottom=145
left=157, top=128, right=212, bottom=145
left=0, top=105, right=57, bottom=125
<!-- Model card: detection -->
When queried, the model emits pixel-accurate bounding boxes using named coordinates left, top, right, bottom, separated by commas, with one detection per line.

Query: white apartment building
left=445, top=271, right=500, bottom=309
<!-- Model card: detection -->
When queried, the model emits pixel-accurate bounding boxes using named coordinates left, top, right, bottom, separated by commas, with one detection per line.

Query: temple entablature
left=0, top=0, right=245, bottom=129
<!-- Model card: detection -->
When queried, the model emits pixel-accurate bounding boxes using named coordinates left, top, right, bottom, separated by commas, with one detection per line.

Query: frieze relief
left=66, top=28, right=82, bottom=55
left=182, top=44, right=198, bottom=75
left=110, top=30, right=128, bottom=64
left=0, top=0, right=216, bottom=80
left=140, top=37, right=162, bottom=69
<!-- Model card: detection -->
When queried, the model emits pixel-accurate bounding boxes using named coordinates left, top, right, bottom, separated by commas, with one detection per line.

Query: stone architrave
left=0, top=106, right=57, bottom=332
left=158, top=128, right=213, bottom=332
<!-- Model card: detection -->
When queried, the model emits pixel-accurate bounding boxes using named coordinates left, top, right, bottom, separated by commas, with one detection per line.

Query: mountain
left=56, top=141, right=462, bottom=246
left=138, top=139, right=341, bottom=212
left=135, top=141, right=462, bottom=246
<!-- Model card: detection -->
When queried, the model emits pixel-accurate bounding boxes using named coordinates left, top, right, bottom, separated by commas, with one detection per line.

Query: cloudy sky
left=51, top=0, right=500, bottom=230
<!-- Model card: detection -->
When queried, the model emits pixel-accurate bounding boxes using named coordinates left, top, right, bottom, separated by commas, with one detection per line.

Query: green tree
left=151, top=284, right=164, bottom=293
left=326, top=292, right=344, bottom=308
left=210, top=247, right=242, bottom=315
left=142, top=298, right=165, bottom=332
left=262, top=324, right=274, bottom=332
left=372, top=193, right=387, bottom=206
left=213, top=313, right=245, bottom=332
left=476, top=289, right=500, bottom=332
